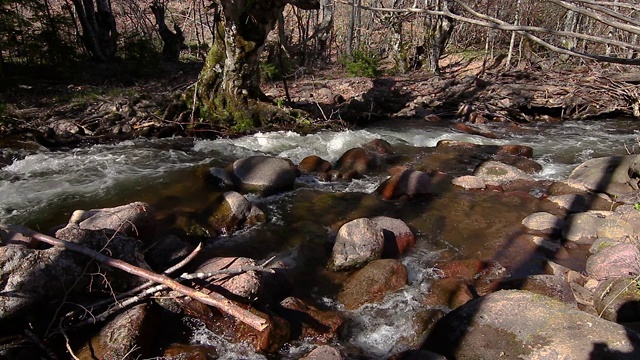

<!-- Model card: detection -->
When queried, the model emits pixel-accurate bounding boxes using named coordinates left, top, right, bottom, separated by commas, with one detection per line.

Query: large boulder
left=69, top=202, right=157, bottom=241
left=370, top=216, right=415, bottom=257
left=231, top=156, right=298, bottom=196
left=337, top=259, right=408, bottom=310
left=567, top=155, right=635, bottom=197
left=335, top=147, right=378, bottom=177
left=1, top=225, right=147, bottom=328
left=586, top=243, right=640, bottom=280
left=594, top=277, right=640, bottom=323
left=562, top=212, right=609, bottom=244
left=424, top=290, right=640, bottom=359
left=328, top=218, right=384, bottom=271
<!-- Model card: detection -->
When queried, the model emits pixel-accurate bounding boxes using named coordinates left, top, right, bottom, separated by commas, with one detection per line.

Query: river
left=1, top=118, right=640, bottom=358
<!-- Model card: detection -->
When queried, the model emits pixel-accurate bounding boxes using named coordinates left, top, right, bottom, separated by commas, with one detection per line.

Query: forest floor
left=1, top=55, right=639, bottom=151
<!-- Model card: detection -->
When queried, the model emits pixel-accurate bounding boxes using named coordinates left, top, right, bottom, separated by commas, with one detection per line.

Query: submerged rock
left=337, top=259, right=408, bottom=310
left=473, top=160, right=534, bottom=186
left=424, top=290, right=640, bottom=359
left=376, top=168, right=451, bottom=200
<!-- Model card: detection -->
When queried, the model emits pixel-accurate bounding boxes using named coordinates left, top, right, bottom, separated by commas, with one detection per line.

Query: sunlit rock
left=473, top=160, right=533, bottom=186
left=335, top=147, right=377, bottom=177
left=522, top=211, right=564, bottom=235
left=337, top=259, right=408, bottom=310
left=562, top=212, right=608, bottom=244
left=207, top=191, right=264, bottom=235
left=423, top=290, right=640, bottom=359
left=567, top=155, right=635, bottom=197
left=328, top=218, right=384, bottom=271
left=299, top=155, right=332, bottom=173
left=451, top=175, right=486, bottom=190
left=231, top=155, right=298, bottom=196
left=370, top=216, right=415, bottom=258
left=192, top=257, right=261, bottom=302
left=76, top=304, right=157, bottom=360
left=69, top=201, right=157, bottom=241
left=594, top=277, right=640, bottom=324
left=586, top=243, right=640, bottom=281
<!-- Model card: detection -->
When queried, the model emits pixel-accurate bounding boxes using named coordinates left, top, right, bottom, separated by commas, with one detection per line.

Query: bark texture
left=195, top=0, right=319, bottom=129
left=69, top=0, right=118, bottom=61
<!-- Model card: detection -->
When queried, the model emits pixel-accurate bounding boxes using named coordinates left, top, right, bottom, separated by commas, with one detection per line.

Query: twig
left=65, top=242, right=204, bottom=323
left=2, top=225, right=268, bottom=332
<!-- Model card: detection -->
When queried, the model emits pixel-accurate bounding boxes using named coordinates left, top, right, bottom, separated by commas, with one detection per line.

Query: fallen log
left=0, top=224, right=269, bottom=332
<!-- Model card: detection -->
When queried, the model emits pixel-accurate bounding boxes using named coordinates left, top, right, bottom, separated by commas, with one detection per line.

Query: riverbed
left=2, top=118, right=640, bottom=358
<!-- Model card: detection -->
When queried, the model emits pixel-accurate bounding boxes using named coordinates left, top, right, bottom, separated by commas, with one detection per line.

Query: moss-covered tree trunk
left=195, top=0, right=318, bottom=130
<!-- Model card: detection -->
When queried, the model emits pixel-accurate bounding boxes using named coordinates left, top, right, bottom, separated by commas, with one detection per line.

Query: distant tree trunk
left=0, top=46, right=6, bottom=90
left=315, top=0, right=334, bottom=62
left=391, top=18, right=407, bottom=73
left=425, top=0, right=455, bottom=74
left=150, top=0, right=186, bottom=62
left=69, top=0, right=118, bottom=61
left=346, top=0, right=361, bottom=55
left=194, top=0, right=319, bottom=128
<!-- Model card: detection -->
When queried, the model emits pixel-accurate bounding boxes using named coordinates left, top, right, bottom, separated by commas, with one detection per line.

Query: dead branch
left=337, top=0, right=640, bottom=65
left=1, top=225, right=268, bottom=332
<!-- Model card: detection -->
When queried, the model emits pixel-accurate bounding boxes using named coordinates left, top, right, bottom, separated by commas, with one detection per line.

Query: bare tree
left=68, top=0, right=118, bottom=61
left=150, top=0, right=186, bottom=62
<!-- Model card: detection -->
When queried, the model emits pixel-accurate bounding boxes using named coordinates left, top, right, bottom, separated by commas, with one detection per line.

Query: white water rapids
left=2, top=119, right=640, bottom=358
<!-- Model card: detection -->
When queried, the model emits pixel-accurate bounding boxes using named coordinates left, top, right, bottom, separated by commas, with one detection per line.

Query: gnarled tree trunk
left=151, top=0, right=186, bottom=62
left=194, top=0, right=319, bottom=129
left=69, top=0, right=118, bottom=61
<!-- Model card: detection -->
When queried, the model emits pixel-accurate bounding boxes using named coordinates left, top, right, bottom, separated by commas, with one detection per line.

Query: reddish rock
left=586, top=243, right=640, bottom=280
left=335, top=147, right=377, bottom=176
left=436, top=259, right=508, bottom=281
left=337, top=259, right=408, bottom=310
left=425, top=278, right=475, bottom=309
left=363, top=139, right=394, bottom=155
left=497, top=145, right=534, bottom=158
left=376, top=169, right=450, bottom=200
left=454, top=123, right=497, bottom=139
left=279, top=297, right=344, bottom=342
left=299, top=155, right=332, bottom=173
left=370, top=216, right=416, bottom=257
left=451, top=175, right=485, bottom=190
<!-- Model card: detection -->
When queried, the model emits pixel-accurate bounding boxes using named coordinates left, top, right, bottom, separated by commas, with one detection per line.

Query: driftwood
left=0, top=224, right=269, bottom=332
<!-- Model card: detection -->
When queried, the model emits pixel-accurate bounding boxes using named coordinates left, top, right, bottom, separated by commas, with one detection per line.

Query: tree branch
left=1, top=225, right=268, bottom=332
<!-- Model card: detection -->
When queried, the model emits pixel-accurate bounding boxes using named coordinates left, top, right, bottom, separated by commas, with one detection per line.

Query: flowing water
left=2, top=119, right=640, bottom=358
